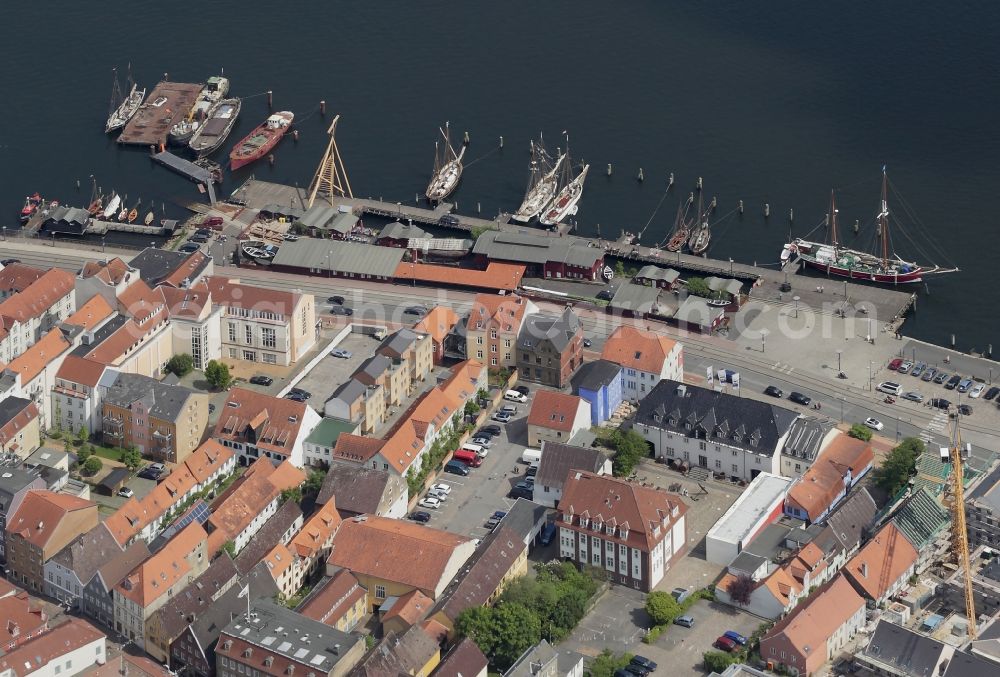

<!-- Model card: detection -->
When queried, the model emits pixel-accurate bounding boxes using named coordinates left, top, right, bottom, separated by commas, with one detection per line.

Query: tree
left=82, top=456, right=103, bottom=476
left=490, top=603, right=541, bottom=670
left=645, top=590, right=682, bottom=626
left=848, top=424, right=873, bottom=441
left=64, top=438, right=73, bottom=454
left=281, top=487, right=303, bottom=505
left=703, top=651, right=738, bottom=673
left=588, top=650, right=634, bottom=677
left=873, top=437, right=924, bottom=496
left=456, top=606, right=496, bottom=658
left=166, top=353, right=195, bottom=377
left=304, top=469, right=327, bottom=496
left=77, top=445, right=92, bottom=465
left=204, top=360, right=233, bottom=391
left=121, top=448, right=143, bottom=471
left=220, top=541, right=236, bottom=558
left=726, top=573, right=756, bottom=607
left=686, top=277, right=713, bottom=298
left=611, top=429, right=649, bottom=477
left=76, top=425, right=89, bottom=445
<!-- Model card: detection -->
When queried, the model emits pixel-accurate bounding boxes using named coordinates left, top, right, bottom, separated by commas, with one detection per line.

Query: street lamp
left=760, top=330, right=768, bottom=353
left=793, top=295, right=800, bottom=318
left=836, top=349, right=843, bottom=374
left=868, top=361, right=873, bottom=391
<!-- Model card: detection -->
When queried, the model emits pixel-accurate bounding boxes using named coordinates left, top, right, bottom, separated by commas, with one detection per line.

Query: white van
left=521, top=448, right=541, bottom=465
left=462, top=443, right=488, bottom=458
left=504, top=390, right=528, bottom=404
left=877, top=381, right=902, bottom=396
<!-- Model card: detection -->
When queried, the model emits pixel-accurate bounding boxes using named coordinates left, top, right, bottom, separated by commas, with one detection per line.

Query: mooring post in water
left=764, top=203, right=770, bottom=217
left=738, top=199, right=744, bottom=214
left=319, top=100, right=326, bottom=115
left=477, top=202, right=481, bottom=214
left=463, top=131, right=470, bottom=145
left=267, top=90, right=273, bottom=108
left=696, top=176, right=703, bottom=190
left=710, top=196, right=717, bottom=211
left=292, top=130, right=299, bottom=142
left=637, top=168, right=644, bottom=182
left=789, top=208, right=794, bottom=222
left=607, top=163, right=613, bottom=176
left=499, top=135, right=503, bottom=148
left=668, top=172, right=674, bottom=187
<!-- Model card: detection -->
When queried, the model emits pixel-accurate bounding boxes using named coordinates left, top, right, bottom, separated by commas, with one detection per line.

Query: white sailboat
left=425, top=122, right=466, bottom=202
left=105, top=66, right=146, bottom=133
left=539, top=135, right=589, bottom=227
left=101, top=193, right=122, bottom=220
left=513, top=137, right=565, bottom=223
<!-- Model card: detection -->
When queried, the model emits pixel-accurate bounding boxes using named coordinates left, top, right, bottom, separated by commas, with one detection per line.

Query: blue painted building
left=571, top=359, right=624, bottom=425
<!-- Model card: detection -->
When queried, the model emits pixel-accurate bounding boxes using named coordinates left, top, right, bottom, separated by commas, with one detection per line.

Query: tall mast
left=879, top=166, right=890, bottom=264
left=828, top=189, right=839, bottom=246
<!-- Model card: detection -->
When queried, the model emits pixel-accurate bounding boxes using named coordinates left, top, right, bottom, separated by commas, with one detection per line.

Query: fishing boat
left=102, top=193, right=122, bottom=221
left=782, top=168, right=959, bottom=284
left=19, top=193, right=43, bottom=223
left=105, top=67, right=146, bottom=134
left=425, top=122, right=466, bottom=202
left=229, top=111, right=294, bottom=170
left=240, top=240, right=279, bottom=265
left=168, top=76, right=230, bottom=146
left=539, top=137, right=589, bottom=226
left=513, top=138, right=565, bottom=223
left=687, top=190, right=711, bottom=255
left=188, top=98, right=242, bottom=157
left=665, top=194, right=695, bottom=252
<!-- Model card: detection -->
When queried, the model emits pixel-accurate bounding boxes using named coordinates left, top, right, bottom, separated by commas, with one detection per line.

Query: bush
left=642, top=626, right=663, bottom=644
left=703, top=651, right=738, bottom=673
left=166, top=353, right=195, bottom=377
left=205, top=360, right=233, bottom=391
left=848, top=424, right=873, bottom=441
left=121, top=448, right=143, bottom=471
left=588, top=650, right=634, bottom=677
left=610, top=429, right=650, bottom=477
left=646, top=590, right=682, bottom=626
left=82, top=456, right=103, bottom=476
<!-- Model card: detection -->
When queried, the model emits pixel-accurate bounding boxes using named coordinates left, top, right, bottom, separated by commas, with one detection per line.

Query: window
left=504, top=338, right=511, bottom=348
left=477, top=350, right=483, bottom=359
left=477, top=336, right=483, bottom=345
left=243, top=350, right=256, bottom=361
left=245, top=325, right=253, bottom=344
left=228, top=322, right=237, bottom=342
left=795, top=463, right=801, bottom=472
left=732, top=464, right=738, bottom=473
left=490, top=329, right=497, bottom=339
left=491, top=357, right=497, bottom=366
left=261, top=327, right=276, bottom=349
left=262, top=353, right=277, bottom=365
left=699, top=441, right=706, bottom=451
left=375, top=585, right=386, bottom=599
left=490, top=344, right=497, bottom=352
left=714, top=460, right=721, bottom=469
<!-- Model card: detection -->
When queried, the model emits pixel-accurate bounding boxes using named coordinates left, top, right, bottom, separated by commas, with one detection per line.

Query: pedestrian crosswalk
left=919, top=411, right=949, bottom=444
left=770, top=361, right=795, bottom=374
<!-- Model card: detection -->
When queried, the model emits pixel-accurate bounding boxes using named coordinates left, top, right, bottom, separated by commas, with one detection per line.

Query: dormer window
left=563, top=512, right=572, bottom=523
left=605, top=523, right=614, bottom=535
left=619, top=527, right=629, bottom=540
left=581, top=517, right=589, bottom=529
left=593, top=520, right=602, bottom=532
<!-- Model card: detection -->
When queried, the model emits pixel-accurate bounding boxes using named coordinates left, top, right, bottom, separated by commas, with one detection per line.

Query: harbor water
left=1, top=0, right=998, bottom=352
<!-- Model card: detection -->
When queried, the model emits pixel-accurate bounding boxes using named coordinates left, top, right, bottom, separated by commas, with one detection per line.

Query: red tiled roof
left=205, top=277, right=302, bottom=315
left=383, top=589, right=433, bottom=628
left=290, top=498, right=341, bottom=560
left=213, top=388, right=310, bottom=457
left=158, top=283, right=211, bottom=320
left=183, top=439, right=234, bottom=484
left=601, top=326, right=679, bottom=374
left=7, top=329, right=71, bottom=383
left=0, top=618, right=105, bottom=676
left=80, top=319, right=147, bottom=365
left=0, top=268, right=74, bottom=325
left=413, top=306, right=460, bottom=346
left=332, top=434, right=383, bottom=463
left=843, top=522, right=918, bottom=600
left=786, top=434, right=875, bottom=521
left=465, top=293, right=530, bottom=333
left=763, top=575, right=865, bottom=662
left=7, top=490, right=96, bottom=550
left=394, top=262, right=525, bottom=292
left=55, top=356, right=107, bottom=388
left=0, top=263, right=46, bottom=292
left=79, top=258, right=132, bottom=285
left=116, top=522, right=207, bottom=606
left=0, top=592, right=47, bottom=648
left=527, top=390, right=586, bottom=432
left=298, top=570, right=366, bottom=628
left=161, top=251, right=209, bottom=288
left=0, top=400, right=39, bottom=447
left=65, top=295, right=115, bottom=332
left=116, top=279, right=166, bottom=331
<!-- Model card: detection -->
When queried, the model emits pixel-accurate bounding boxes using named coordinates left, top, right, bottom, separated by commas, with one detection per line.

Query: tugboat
left=188, top=98, right=242, bottom=157
left=19, top=193, right=43, bottom=223
left=425, top=122, right=466, bottom=202
left=168, top=76, right=231, bottom=146
left=229, top=111, right=294, bottom=170
left=539, top=135, right=589, bottom=227
left=782, top=168, right=959, bottom=284
left=513, top=137, right=565, bottom=223
left=105, top=66, right=146, bottom=134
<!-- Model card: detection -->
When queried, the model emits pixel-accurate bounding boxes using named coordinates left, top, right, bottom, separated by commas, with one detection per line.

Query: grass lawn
left=90, top=446, right=127, bottom=462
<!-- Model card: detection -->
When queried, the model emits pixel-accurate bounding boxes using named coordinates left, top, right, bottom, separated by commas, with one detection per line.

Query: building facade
left=600, top=326, right=683, bottom=402
left=515, top=309, right=583, bottom=388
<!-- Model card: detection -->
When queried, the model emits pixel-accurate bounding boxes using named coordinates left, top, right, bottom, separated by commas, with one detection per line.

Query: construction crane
left=941, top=416, right=977, bottom=639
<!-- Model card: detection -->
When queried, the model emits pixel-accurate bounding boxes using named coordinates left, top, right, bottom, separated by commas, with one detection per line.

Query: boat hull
left=799, top=256, right=924, bottom=284
left=229, top=112, right=294, bottom=170
left=189, top=99, right=242, bottom=157
left=426, top=160, right=463, bottom=201
left=106, top=86, right=146, bottom=133
left=539, top=164, right=589, bottom=226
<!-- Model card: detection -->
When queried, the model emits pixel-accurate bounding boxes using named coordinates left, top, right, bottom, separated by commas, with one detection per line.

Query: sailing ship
left=782, top=169, right=959, bottom=284
left=539, top=139, right=589, bottom=227
left=687, top=190, right=711, bottom=255
left=229, top=111, right=294, bottom=170
left=665, top=194, right=695, bottom=252
left=188, top=98, right=242, bottom=156
left=425, top=122, right=466, bottom=202
left=105, top=67, right=146, bottom=134
left=169, top=76, right=231, bottom=146
left=513, top=138, right=565, bottom=223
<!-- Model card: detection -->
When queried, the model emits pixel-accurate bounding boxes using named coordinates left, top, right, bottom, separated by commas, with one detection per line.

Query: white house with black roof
left=632, top=380, right=799, bottom=481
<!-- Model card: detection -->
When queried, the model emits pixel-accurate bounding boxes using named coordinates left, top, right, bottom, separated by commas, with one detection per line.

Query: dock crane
left=941, top=417, right=977, bottom=639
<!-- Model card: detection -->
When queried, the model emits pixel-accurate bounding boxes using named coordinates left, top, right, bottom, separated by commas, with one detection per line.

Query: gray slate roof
left=329, top=379, right=367, bottom=404
left=356, top=354, right=394, bottom=383
left=499, top=498, right=548, bottom=545
left=152, top=554, right=239, bottom=640
left=782, top=417, right=833, bottom=462
left=571, top=359, right=622, bottom=393
left=379, top=221, right=427, bottom=240
left=705, top=276, right=744, bottom=296
left=673, top=295, right=724, bottom=328
left=352, top=626, right=440, bottom=677
left=103, top=372, right=197, bottom=422
left=505, top=639, right=558, bottom=677
left=860, top=620, right=948, bottom=675
left=535, top=442, right=607, bottom=490
left=316, top=466, right=392, bottom=515
left=94, top=540, right=151, bottom=590
left=49, top=523, right=122, bottom=585
left=129, top=247, right=209, bottom=286
left=378, top=328, right=423, bottom=358
left=609, top=282, right=660, bottom=314
left=817, top=486, right=878, bottom=556
left=272, top=239, right=404, bottom=278
left=517, top=308, right=580, bottom=353
left=635, top=265, right=680, bottom=284
left=636, top=380, right=799, bottom=456
left=472, top=230, right=602, bottom=268
left=0, top=466, right=43, bottom=511
left=234, top=500, right=303, bottom=576
left=942, top=651, right=1000, bottom=677
left=969, top=461, right=1000, bottom=510
left=0, top=396, right=34, bottom=429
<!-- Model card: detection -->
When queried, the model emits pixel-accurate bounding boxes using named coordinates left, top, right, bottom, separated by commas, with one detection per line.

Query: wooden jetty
left=85, top=220, right=167, bottom=236
left=151, top=151, right=217, bottom=202
left=118, top=81, right=202, bottom=147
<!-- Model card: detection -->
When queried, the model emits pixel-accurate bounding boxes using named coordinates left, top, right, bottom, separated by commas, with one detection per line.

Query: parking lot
left=90, top=474, right=157, bottom=512
left=292, top=333, right=377, bottom=406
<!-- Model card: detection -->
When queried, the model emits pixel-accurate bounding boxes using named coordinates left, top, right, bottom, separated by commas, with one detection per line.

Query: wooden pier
left=118, top=81, right=203, bottom=147
left=151, top=151, right=217, bottom=202
left=85, top=220, right=168, bottom=236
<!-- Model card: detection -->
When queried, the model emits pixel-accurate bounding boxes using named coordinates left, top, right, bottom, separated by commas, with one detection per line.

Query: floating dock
left=118, top=81, right=203, bottom=147
left=151, top=151, right=217, bottom=202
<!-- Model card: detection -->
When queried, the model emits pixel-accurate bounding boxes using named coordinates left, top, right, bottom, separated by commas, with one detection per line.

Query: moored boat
left=782, top=169, right=959, bottom=285
left=665, top=195, right=695, bottom=252
left=105, top=67, right=146, bottom=134
left=426, top=122, right=466, bottom=202
left=513, top=137, right=564, bottom=223
left=19, top=193, right=43, bottom=223
left=539, top=157, right=589, bottom=227
left=101, top=193, right=121, bottom=221
left=188, top=98, right=242, bottom=157
left=229, top=111, right=294, bottom=170
left=169, top=76, right=230, bottom=146
left=687, top=190, right=711, bottom=255
left=240, top=240, right=279, bottom=265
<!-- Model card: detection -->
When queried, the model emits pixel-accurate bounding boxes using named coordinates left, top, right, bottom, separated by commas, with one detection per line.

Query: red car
left=888, top=358, right=903, bottom=371
left=714, top=636, right=737, bottom=652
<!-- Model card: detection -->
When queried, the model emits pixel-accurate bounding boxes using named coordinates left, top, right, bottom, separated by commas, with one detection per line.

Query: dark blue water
left=2, top=0, right=998, bottom=351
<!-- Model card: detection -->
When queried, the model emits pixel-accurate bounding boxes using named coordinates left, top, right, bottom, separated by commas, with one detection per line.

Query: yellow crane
left=942, top=418, right=977, bottom=639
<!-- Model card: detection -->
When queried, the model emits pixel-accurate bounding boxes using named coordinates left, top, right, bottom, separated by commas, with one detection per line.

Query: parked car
left=583, top=338, right=593, bottom=347
left=596, top=289, right=615, bottom=301
left=957, top=404, right=973, bottom=416
left=470, top=436, right=493, bottom=447
left=509, top=485, right=533, bottom=499
left=673, top=615, right=695, bottom=628
left=957, top=378, right=974, bottom=393
left=203, top=216, right=223, bottom=227
left=514, top=385, right=530, bottom=396
left=429, top=483, right=452, bottom=497
left=933, top=371, right=950, bottom=384
left=910, top=362, right=926, bottom=377
left=427, top=488, right=448, bottom=501
left=289, top=387, right=311, bottom=399
left=479, top=425, right=501, bottom=436
left=888, top=358, right=903, bottom=370
left=178, top=242, right=201, bottom=253
left=418, top=496, right=442, bottom=510
left=764, top=385, right=783, bottom=398
left=504, top=390, right=528, bottom=403
left=969, top=383, right=986, bottom=398
left=117, top=486, right=134, bottom=498
left=188, top=234, right=209, bottom=243
left=897, top=360, right=913, bottom=374
left=514, top=480, right=533, bottom=492
left=902, top=391, right=924, bottom=403
left=0, top=259, right=20, bottom=266
left=493, top=411, right=513, bottom=423
left=196, top=228, right=212, bottom=237
left=930, top=398, right=951, bottom=409
left=249, top=375, right=273, bottom=386
left=403, top=305, right=427, bottom=316
left=444, top=460, right=470, bottom=476
left=285, top=392, right=308, bottom=402
left=138, top=463, right=166, bottom=480
left=331, top=348, right=352, bottom=359
left=921, top=368, right=937, bottom=382
left=724, top=631, right=748, bottom=646
left=789, top=391, right=811, bottom=406
left=330, top=305, right=354, bottom=316
left=670, top=587, right=692, bottom=603
left=438, top=214, right=460, bottom=225
left=714, top=636, right=738, bottom=652
left=945, top=374, right=962, bottom=390
left=985, top=387, right=1000, bottom=401
left=864, top=417, right=884, bottom=431
left=877, top=381, right=902, bottom=396
left=409, top=511, right=431, bottom=523
left=327, top=295, right=345, bottom=305
left=526, top=465, right=538, bottom=477
left=623, top=665, right=650, bottom=677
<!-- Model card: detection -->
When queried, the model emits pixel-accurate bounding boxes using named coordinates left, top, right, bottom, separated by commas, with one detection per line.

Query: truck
left=521, top=448, right=541, bottom=465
